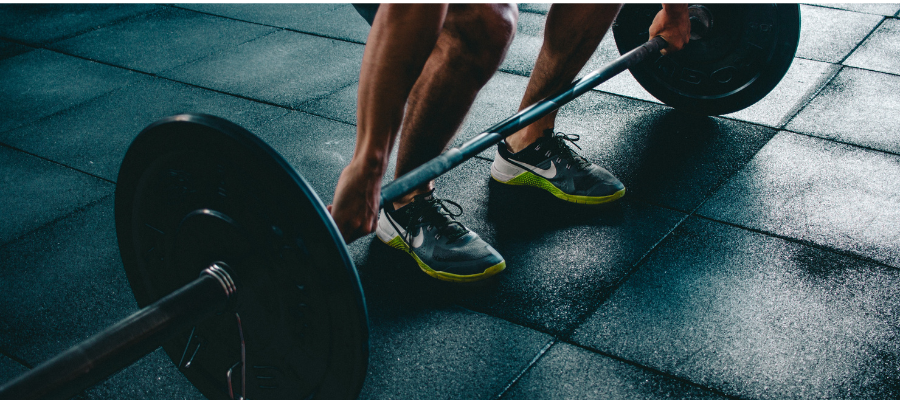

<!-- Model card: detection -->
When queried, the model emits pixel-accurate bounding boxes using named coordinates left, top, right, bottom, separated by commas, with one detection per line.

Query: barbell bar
left=0, top=4, right=800, bottom=399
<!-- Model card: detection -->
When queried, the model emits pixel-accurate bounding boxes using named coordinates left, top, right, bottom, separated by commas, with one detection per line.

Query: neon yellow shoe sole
left=493, top=171, right=625, bottom=205
left=381, top=236, right=506, bottom=283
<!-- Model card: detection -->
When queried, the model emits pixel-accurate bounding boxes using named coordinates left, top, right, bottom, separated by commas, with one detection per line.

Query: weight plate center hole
left=689, top=5, right=712, bottom=41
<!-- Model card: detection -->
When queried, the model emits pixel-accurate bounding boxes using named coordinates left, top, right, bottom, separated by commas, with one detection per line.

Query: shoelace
left=539, top=131, right=591, bottom=170
left=402, top=197, right=468, bottom=247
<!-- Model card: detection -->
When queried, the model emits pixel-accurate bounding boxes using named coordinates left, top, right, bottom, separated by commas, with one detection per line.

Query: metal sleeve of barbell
left=0, top=272, right=230, bottom=400
left=379, top=36, right=668, bottom=206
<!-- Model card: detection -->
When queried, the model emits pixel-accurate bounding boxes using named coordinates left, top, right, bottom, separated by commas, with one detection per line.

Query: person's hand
left=328, top=159, right=383, bottom=244
left=649, top=4, right=691, bottom=55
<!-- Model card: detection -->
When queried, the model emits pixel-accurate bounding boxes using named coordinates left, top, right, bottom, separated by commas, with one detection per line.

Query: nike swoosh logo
left=389, top=214, right=425, bottom=248
left=530, top=161, right=557, bottom=179
left=409, top=229, right=424, bottom=248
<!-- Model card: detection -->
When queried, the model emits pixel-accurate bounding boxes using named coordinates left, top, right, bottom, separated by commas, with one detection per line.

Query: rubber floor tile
left=0, top=197, right=133, bottom=364
left=0, top=3, right=157, bottom=45
left=504, top=342, right=725, bottom=399
left=786, top=67, right=900, bottom=155
left=296, top=81, right=360, bottom=125
left=0, top=76, right=289, bottom=181
left=455, top=72, right=529, bottom=145
left=844, top=18, right=900, bottom=75
left=178, top=3, right=372, bottom=44
left=0, top=147, right=113, bottom=247
left=52, top=7, right=276, bottom=74
left=357, top=307, right=551, bottom=400
left=701, top=132, right=900, bottom=268
left=724, top=58, right=840, bottom=128
left=795, top=5, right=883, bottom=64
left=573, top=217, right=900, bottom=399
left=0, top=354, right=28, bottom=384
left=0, top=49, right=139, bottom=133
left=809, top=2, right=900, bottom=16
left=518, top=4, right=551, bottom=14
left=82, top=348, right=204, bottom=399
left=0, top=40, right=33, bottom=61
left=161, top=30, right=364, bottom=109
left=500, top=11, right=549, bottom=77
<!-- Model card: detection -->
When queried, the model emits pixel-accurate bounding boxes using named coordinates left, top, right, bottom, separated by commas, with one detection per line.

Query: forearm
left=354, top=4, right=447, bottom=175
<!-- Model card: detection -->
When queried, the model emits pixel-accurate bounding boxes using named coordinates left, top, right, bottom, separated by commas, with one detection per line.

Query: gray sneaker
left=376, top=191, right=505, bottom=282
left=491, top=130, right=625, bottom=204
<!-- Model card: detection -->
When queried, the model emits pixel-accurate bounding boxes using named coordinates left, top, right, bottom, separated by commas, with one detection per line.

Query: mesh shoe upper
left=375, top=191, right=505, bottom=282
left=491, top=130, right=625, bottom=203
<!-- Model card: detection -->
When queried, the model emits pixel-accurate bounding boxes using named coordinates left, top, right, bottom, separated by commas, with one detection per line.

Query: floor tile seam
left=556, top=156, right=783, bottom=338
left=4, top=43, right=250, bottom=106
left=0, top=47, right=160, bottom=136
left=1, top=5, right=162, bottom=48
left=22, top=34, right=338, bottom=118
left=781, top=126, right=900, bottom=158
left=0, top=347, right=33, bottom=370
left=149, top=27, right=286, bottom=78
left=555, top=339, right=742, bottom=399
left=518, top=8, right=549, bottom=17
left=165, top=4, right=368, bottom=45
left=802, top=4, right=899, bottom=18
left=293, top=80, right=365, bottom=117
left=0, top=193, right=114, bottom=253
left=558, top=207, right=692, bottom=339
left=287, top=108, right=361, bottom=131
left=492, top=338, right=556, bottom=399
left=776, top=62, right=843, bottom=130
left=679, top=93, right=900, bottom=232
left=838, top=63, right=900, bottom=79
left=0, top=142, right=115, bottom=185
left=647, top=126, right=900, bottom=270
left=692, top=213, right=900, bottom=272
left=837, top=16, right=887, bottom=65
left=0, top=65, right=158, bottom=137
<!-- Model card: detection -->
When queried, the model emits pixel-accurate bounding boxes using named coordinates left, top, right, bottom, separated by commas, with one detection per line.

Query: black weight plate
left=613, top=4, right=800, bottom=115
left=114, top=114, right=368, bottom=399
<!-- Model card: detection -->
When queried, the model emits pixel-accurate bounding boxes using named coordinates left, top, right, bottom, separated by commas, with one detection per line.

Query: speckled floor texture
left=2, top=3, right=899, bottom=399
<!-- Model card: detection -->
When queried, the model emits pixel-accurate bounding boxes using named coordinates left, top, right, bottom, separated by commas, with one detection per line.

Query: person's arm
left=329, top=4, right=448, bottom=243
left=649, top=4, right=691, bottom=55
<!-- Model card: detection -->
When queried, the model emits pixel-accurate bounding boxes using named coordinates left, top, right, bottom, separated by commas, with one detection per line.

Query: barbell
left=0, top=4, right=800, bottom=399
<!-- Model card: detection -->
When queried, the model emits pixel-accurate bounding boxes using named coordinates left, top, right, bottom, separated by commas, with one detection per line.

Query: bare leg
left=504, top=4, right=621, bottom=153
left=330, top=4, right=447, bottom=243
left=392, top=3, right=518, bottom=209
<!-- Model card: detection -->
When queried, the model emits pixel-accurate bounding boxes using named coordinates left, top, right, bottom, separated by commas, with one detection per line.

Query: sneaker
left=375, top=191, right=506, bottom=282
left=491, top=130, right=625, bottom=204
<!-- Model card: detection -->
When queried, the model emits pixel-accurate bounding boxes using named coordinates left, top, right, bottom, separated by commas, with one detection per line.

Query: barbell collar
left=0, top=266, right=233, bottom=400
left=379, top=36, right=667, bottom=206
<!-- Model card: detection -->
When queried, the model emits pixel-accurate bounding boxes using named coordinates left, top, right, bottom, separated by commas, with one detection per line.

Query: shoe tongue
left=527, top=129, right=556, bottom=151
left=413, top=191, right=435, bottom=203
left=412, top=192, right=468, bottom=241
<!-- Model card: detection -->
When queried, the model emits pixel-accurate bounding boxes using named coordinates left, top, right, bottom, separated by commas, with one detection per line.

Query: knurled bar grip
left=0, top=268, right=233, bottom=400
left=379, top=36, right=668, bottom=207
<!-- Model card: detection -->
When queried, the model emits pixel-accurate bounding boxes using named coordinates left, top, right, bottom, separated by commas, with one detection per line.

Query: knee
left=474, top=3, right=518, bottom=52
left=444, top=3, right=518, bottom=79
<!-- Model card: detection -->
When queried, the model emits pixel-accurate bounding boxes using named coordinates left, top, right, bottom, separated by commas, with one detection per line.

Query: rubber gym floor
left=1, top=3, right=899, bottom=399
